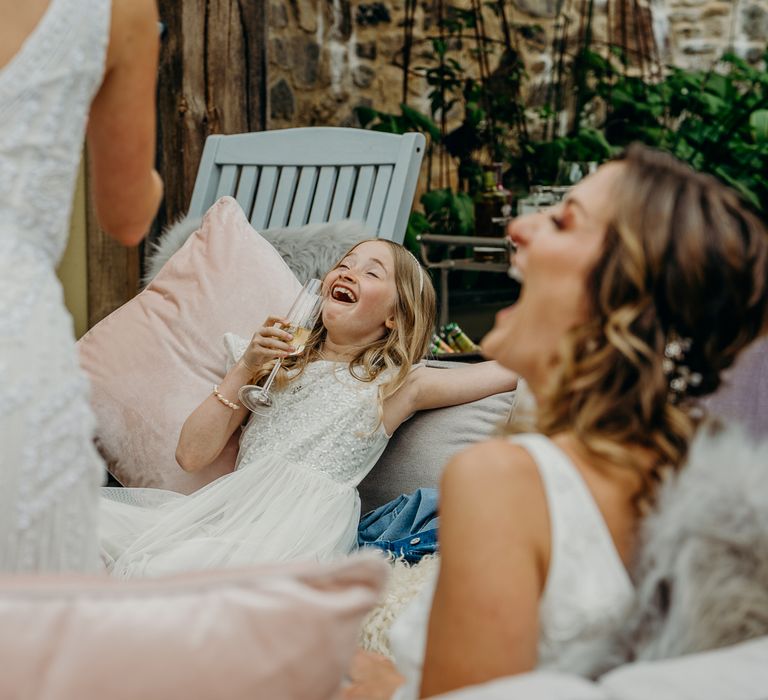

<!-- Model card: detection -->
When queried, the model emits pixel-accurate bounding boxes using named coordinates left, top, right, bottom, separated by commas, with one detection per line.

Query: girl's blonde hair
left=251, top=239, right=437, bottom=404
left=516, top=144, right=768, bottom=505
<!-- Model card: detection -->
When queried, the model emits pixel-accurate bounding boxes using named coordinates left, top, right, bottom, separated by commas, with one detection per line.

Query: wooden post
left=86, top=1, right=267, bottom=327
left=155, top=0, right=268, bottom=229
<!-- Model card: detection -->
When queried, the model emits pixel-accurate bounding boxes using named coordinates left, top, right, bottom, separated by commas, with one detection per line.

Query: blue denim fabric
left=357, top=488, right=439, bottom=562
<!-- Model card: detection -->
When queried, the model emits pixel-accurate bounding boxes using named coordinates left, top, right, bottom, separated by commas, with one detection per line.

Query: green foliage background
left=356, top=6, right=767, bottom=253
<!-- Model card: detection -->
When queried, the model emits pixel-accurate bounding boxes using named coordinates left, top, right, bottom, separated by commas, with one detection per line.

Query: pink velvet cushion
left=78, top=197, right=302, bottom=493
left=0, top=553, right=387, bottom=700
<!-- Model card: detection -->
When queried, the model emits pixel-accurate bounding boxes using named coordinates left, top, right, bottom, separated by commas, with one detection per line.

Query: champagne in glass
left=285, top=325, right=312, bottom=355
left=238, top=279, right=323, bottom=412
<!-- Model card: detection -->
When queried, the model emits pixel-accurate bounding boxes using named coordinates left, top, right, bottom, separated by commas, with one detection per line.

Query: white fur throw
left=142, top=214, right=371, bottom=287
left=359, top=555, right=440, bottom=658
left=606, top=421, right=768, bottom=671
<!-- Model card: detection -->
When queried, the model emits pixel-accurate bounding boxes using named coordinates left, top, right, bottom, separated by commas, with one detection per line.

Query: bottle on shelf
left=473, top=163, right=513, bottom=264
left=441, top=323, right=480, bottom=353
left=430, top=333, right=455, bottom=355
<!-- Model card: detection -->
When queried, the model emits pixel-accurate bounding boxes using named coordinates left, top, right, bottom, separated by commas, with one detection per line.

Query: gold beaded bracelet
left=212, top=385, right=241, bottom=410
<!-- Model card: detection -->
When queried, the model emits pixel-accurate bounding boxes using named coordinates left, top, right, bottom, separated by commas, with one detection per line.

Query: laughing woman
left=345, top=144, right=768, bottom=699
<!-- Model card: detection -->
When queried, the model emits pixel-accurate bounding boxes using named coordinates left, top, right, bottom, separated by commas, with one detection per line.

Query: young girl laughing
left=99, top=239, right=517, bottom=577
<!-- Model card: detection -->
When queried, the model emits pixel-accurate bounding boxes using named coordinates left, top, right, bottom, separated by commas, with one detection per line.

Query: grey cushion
left=359, top=366, right=517, bottom=513
left=599, top=636, right=768, bottom=700
left=260, top=220, right=370, bottom=283
left=430, top=636, right=768, bottom=700
left=705, top=336, right=768, bottom=440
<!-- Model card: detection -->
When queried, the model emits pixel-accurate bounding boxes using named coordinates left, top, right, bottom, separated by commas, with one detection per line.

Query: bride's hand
left=241, top=316, right=295, bottom=372
left=343, top=650, right=404, bottom=699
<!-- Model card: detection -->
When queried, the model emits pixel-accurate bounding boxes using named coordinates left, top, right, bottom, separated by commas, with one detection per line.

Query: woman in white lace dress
left=345, top=145, right=768, bottom=699
left=99, top=239, right=519, bottom=578
left=0, top=0, right=162, bottom=572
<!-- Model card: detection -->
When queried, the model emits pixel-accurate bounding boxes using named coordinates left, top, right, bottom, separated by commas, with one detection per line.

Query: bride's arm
left=87, top=0, right=162, bottom=245
left=419, top=440, right=549, bottom=697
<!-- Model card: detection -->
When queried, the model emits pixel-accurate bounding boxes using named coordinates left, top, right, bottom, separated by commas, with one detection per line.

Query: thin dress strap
left=509, top=433, right=634, bottom=674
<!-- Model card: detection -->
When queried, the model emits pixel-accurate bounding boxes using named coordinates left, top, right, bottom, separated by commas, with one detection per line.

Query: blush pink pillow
left=78, top=197, right=302, bottom=493
left=0, top=553, right=387, bottom=700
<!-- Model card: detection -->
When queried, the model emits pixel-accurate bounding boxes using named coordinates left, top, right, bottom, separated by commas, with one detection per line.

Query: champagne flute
left=555, top=160, right=598, bottom=186
left=238, top=278, right=324, bottom=412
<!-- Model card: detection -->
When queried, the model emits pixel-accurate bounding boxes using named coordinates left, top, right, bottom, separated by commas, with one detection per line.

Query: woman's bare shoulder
left=438, top=437, right=551, bottom=597
left=110, top=0, right=159, bottom=29
left=441, top=438, right=548, bottom=537
left=443, top=438, right=542, bottom=491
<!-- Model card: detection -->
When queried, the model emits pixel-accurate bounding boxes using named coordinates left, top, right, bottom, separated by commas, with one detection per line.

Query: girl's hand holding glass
left=238, top=279, right=324, bottom=412
left=240, top=316, right=296, bottom=373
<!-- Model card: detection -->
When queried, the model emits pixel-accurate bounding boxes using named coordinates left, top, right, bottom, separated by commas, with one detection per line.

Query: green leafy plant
left=595, top=50, right=768, bottom=213
left=358, top=2, right=767, bottom=251
left=403, top=189, right=475, bottom=254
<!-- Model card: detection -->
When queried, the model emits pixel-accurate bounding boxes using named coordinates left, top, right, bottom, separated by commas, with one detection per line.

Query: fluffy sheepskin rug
left=605, top=420, right=768, bottom=670
left=142, top=215, right=202, bottom=286
left=142, top=214, right=370, bottom=287
left=360, top=555, right=440, bottom=658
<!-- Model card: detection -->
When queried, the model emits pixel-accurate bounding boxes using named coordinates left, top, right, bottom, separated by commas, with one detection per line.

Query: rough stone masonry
left=267, top=0, right=767, bottom=131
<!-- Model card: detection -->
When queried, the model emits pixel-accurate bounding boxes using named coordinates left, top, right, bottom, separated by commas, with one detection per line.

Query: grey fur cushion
left=705, top=337, right=768, bottom=440
left=143, top=213, right=370, bottom=286
left=604, top=422, right=768, bottom=672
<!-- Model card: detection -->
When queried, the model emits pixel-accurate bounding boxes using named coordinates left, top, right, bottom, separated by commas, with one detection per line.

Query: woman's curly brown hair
left=534, top=143, right=768, bottom=505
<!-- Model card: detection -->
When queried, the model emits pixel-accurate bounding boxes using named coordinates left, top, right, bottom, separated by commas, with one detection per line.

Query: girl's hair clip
left=405, top=249, right=425, bottom=293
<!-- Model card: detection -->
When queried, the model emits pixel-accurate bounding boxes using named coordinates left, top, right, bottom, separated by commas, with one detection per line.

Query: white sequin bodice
left=236, top=361, right=390, bottom=486
left=99, top=344, right=388, bottom=575
left=0, top=0, right=109, bottom=265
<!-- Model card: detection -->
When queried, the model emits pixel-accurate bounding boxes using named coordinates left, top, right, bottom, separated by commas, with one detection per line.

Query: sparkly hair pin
left=663, top=330, right=702, bottom=403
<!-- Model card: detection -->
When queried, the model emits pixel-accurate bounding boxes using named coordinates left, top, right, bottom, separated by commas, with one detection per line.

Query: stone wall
left=660, top=0, right=768, bottom=68
left=267, top=1, right=767, bottom=131
left=268, top=0, right=566, bottom=130
left=268, top=0, right=432, bottom=129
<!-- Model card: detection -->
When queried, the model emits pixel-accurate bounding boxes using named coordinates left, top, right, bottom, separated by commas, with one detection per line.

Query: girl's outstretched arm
left=382, top=361, right=518, bottom=434
left=412, top=361, right=518, bottom=410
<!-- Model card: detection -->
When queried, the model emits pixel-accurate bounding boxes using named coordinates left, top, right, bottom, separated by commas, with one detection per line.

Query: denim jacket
left=357, top=488, right=439, bottom=562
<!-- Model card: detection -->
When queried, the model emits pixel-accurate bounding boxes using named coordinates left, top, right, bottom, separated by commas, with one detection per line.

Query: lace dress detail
left=0, top=0, right=111, bottom=572
left=389, top=433, right=634, bottom=698
left=99, top=334, right=391, bottom=578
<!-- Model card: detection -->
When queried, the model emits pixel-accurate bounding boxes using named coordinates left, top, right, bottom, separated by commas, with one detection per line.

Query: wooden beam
left=155, top=0, right=267, bottom=229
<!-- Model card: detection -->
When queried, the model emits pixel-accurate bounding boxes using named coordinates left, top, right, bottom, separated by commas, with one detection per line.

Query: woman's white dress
left=100, top=335, right=391, bottom=578
left=389, top=434, right=635, bottom=698
left=0, top=0, right=110, bottom=572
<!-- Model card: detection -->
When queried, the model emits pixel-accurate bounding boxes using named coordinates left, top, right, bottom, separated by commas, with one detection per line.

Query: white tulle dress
left=99, top=334, right=391, bottom=578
